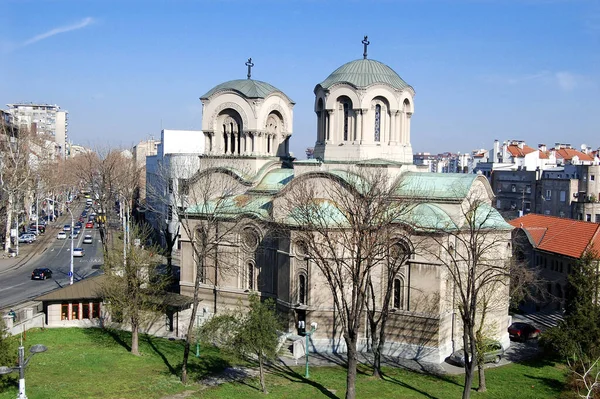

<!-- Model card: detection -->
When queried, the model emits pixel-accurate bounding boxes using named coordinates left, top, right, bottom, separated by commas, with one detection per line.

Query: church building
left=173, top=39, right=513, bottom=363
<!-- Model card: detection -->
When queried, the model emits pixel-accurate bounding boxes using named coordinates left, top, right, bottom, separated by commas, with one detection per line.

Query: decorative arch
left=240, top=225, right=262, bottom=252
left=210, top=102, right=249, bottom=132
left=262, top=104, right=289, bottom=133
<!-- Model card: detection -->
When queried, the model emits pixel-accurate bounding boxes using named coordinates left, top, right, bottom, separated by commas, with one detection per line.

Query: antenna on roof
left=362, top=35, right=370, bottom=59
left=245, top=58, right=254, bottom=79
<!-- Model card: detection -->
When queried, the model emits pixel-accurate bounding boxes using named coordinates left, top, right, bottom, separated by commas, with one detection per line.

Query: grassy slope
left=0, top=328, right=570, bottom=399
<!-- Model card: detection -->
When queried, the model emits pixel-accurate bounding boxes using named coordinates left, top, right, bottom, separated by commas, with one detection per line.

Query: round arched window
left=295, top=240, right=308, bottom=257
left=241, top=227, right=260, bottom=251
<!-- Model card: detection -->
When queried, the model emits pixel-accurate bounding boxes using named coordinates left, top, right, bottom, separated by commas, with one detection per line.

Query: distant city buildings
left=5, top=103, right=69, bottom=158
left=413, top=152, right=469, bottom=173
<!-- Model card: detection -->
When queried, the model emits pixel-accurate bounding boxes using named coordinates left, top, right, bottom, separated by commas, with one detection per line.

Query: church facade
left=174, top=44, right=513, bottom=363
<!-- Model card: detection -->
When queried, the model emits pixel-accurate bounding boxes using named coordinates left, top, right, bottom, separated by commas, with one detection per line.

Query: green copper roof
left=186, top=194, right=273, bottom=220
left=318, top=59, right=411, bottom=91
left=402, top=203, right=457, bottom=231
left=396, top=173, right=480, bottom=201
left=250, top=169, right=295, bottom=193
left=201, top=79, right=288, bottom=100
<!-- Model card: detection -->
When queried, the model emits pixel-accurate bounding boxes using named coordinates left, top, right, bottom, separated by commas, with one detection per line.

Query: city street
left=0, top=202, right=104, bottom=310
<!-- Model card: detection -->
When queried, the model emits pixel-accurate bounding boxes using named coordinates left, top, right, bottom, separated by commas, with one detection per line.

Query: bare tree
left=568, top=349, right=600, bottom=399
left=278, top=167, right=415, bottom=399
left=100, top=223, right=167, bottom=355
left=0, top=122, right=51, bottom=253
left=147, top=155, right=249, bottom=384
left=415, top=187, right=512, bottom=399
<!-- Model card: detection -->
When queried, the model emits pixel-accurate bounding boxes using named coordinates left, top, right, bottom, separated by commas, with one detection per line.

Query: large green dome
left=201, top=79, right=287, bottom=100
left=317, top=59, right=411, bottom=91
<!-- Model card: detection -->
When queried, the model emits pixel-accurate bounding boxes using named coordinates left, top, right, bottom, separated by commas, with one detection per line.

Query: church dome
left=201, top=79, right=288, bottom=100
left=317, top=59, right=411, bottom=91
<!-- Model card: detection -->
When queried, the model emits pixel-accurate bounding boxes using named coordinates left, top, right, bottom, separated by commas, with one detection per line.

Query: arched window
left=248, top=262, right=254, bottom=290
left=298, top=274, right=306, bottom=304
left=267, top=135, right=271, bottom=154
left=374, top=104, right=381, bottom=142
left=223, top=127, right=228, bottom=154
left=393, top=277, right=404, bottom=309
left=343, top=102, right=349, bottom=141
left=230, top=123, right=236, bottom=154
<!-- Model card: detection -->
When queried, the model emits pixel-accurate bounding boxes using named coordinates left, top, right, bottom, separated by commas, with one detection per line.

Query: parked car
left=85, top=222, right=94, bottom=229
left=73, top=247, right=85, bottom=257
left=25, top=229, right=40, bottom=236
left=508, top=322, right=541, bottom=341
left=448, top=340, right=504, bottom=367
left=18, top=233, right=36, bottom=244
left=83, top=235, right=93, bottom=244
left=29, top=224, right=46, bottom=233
left=31, top=268, right=52, bottom=280
left=57, top=231, right=67, bottom=240
left=63, top=224, right=72, bottom=232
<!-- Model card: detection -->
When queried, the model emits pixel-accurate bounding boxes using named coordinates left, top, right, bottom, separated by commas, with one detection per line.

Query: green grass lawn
left=0, top=328, right=571, bottom=399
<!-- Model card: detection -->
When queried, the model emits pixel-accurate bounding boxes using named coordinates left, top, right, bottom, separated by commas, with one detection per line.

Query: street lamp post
left=302, top=322, right=318, bottom=378
left=45, top=198, right=74, bottom=285
left=0, top=343, right=47, bottom=399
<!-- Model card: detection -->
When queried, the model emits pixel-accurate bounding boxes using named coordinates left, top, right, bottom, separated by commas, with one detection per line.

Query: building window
left=374, top=104, right=381, bottom=142
left=393, top=278, right=404, bottom=309
left=298, top=274, right=306, bottom=305
left=343, top=103, right=349, bottom=141
left=596, top=214, right=600, bottom=223
left=511, top=184, right=516, bottom=192
left=167, top=205, right=173, bottom=221
left=560, top=191, right=566, bottom=202
left=61, top=304, right=68, bottom=320
left=168, top=179, right=173, bottom=194
left=526, top=185, right=531, bottom=194
left=587, top=214, right=592, bottom=222
left=592, top=175, right=595, bottom=181
left=72, top=303, right=80, bottom=320
left=546, top=190, right=552, bottom=199
left=92, top=302, right=100, bottom=319
left=248, top=262, right=254, bottom=290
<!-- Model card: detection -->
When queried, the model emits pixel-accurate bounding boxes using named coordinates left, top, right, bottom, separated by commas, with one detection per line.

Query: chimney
left=538, top=144, right=547, bottom=152
left=518, top=141, right=524, bottom=149
left=493, top=140, right=500, bottom=163
left=555, top=142, right=561, bottom=150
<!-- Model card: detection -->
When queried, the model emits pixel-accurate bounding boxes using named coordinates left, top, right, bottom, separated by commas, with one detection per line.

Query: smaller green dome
left=318, top=59, right=411, bottom=91
left=201, top=79, right=285, bottom=100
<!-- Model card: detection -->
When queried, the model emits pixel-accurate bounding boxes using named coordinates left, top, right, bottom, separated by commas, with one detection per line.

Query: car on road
left=73, top=247, right=85, bottom=257
left=75, top=221, right=83, bottom=228
left=57, top=231, right=67, bottom=240
left=31, top=268, right=53, bottom=280
left=82, top=211, right=88, bottom=217
left=63, top=224, right=71, bottom=232
left=448, top=340, right=504, bottom=367
left=508, top=322, right=541, bottom=342
left=83, top=235, right=93, bottom=244
left=18, top=233, right=36, bottom=244
left=85, top=222, right=94, bottom=229
left=70, top=231, right=79, bottom=239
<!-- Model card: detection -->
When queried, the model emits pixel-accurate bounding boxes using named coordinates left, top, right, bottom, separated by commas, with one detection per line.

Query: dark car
left=31, top=268, right=53, bottom=280
left=508, top=322, right=541, bottom=341
left=29, top=224, right=46, bottom=233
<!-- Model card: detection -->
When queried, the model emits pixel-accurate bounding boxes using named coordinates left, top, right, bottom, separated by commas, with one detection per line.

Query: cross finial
left=245, top=57, right=254, bottom=79
left=362, top=35, right=370, bottom=59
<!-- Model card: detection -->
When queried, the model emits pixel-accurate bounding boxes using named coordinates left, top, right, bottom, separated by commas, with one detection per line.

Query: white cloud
left=21, top=17, right=94, bottom=47
left=554, top=71, right=578, bottom=91
left=481, top=70, right=586, bottom=92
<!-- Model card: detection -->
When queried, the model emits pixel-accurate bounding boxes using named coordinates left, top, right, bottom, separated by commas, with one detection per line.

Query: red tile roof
left=554, top=148, right=594, bottom=162
left=510, top=214, right=600, bottom=258
left=538, top=150, right=549, bottom=159
left=507, top=144, right=537, bottom=158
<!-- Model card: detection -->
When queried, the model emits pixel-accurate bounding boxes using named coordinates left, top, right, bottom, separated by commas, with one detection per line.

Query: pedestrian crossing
left=513, top=310, right=564, bottom=330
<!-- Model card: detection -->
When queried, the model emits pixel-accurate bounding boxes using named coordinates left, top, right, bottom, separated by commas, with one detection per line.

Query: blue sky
left=2, top=0, right=599, bottom=158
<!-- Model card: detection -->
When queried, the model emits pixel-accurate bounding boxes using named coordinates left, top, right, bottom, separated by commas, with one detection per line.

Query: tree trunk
left=131, top=319, right=139, bottom=355
left=477, top=362, right=487, bottom=392
left=4, top=194, right=13, bottom=253
left=345, top=335, right=358, bottom=399
left=462, top=325, right=475, bottom=399
left=259, top=354, right=267, bottom=394
left=181, top=340, right=191, bottom=384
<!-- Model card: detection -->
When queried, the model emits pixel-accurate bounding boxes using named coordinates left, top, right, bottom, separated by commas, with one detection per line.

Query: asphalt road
left=0, top=203, right=105, bottom=309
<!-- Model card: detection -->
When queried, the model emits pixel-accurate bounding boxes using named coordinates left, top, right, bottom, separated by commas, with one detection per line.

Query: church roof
left=317, top=59, right=412, bottom=91
left=396, top=173, right=480, bottom=201
left=201, top=79, right=291, bottom=101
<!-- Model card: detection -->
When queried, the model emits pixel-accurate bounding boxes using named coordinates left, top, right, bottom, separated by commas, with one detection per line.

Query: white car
left=18, top=234, right=36, bottom=243
left=83, top=235, right=93, bottom=244
left=57, top=231, right=67, bottom=240
left=73, top=248, right=85, bottom=257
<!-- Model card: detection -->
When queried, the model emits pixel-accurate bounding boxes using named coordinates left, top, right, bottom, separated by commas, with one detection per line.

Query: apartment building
left=5, top=103, right=69, bottom=158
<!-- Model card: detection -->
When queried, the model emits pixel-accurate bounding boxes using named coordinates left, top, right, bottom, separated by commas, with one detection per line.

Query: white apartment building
left=5, top=103, right=69, bottom=158
left=145, top=130, right=204, bottom=247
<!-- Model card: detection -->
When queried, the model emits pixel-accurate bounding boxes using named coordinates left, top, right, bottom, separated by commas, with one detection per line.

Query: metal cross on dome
left=362, top=35, right=370, bottom=59
left=246, top=58, right=254, bottom=79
